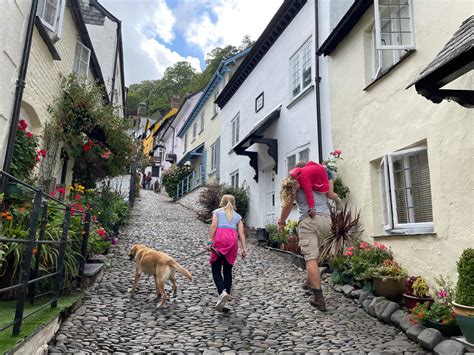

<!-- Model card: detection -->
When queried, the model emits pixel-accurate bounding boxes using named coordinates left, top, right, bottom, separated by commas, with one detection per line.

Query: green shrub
left=456, top=248, right=474, bottom=306
left=197, top=183, right=250, bottom=221
left=162, top=165, right=193, bottom=198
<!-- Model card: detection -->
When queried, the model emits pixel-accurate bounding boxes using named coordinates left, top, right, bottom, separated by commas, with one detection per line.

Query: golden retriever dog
left=128, top=244, right=192, bottom=308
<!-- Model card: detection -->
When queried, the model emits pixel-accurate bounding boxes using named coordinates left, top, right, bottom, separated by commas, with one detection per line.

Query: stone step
left=83, top=263, right=104, bottom=277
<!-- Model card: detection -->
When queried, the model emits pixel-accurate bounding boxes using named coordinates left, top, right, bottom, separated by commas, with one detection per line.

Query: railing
left=175, top=165, right=206, bottom=199
left=0, top=170, right=92, bottom=336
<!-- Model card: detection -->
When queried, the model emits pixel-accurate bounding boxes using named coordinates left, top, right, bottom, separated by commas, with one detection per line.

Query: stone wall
left=176, top=187, right=206, bottom=215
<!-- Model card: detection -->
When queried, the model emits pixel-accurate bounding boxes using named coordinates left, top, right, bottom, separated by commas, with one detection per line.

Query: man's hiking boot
left=309, top=288, right=327, bottom=311
left=302, top=280, right=311, bottom=290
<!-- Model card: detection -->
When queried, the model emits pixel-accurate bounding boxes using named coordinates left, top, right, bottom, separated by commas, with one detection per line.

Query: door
left=264, top=169, right=276, bottom=225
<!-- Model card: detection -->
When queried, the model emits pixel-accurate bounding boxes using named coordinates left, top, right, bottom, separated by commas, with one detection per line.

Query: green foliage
left=456, top=248, right=474, bottom=306
left=10, top=121, right=41, bottom=181
left=197, top=183, right=250, bottom=221
left=162, top=165, right=193, bottom=199
left=265, top=224, right=287, bottom=244
left=369, top=259, right=408, bottom=281
left=334, top=177, right=350, bottom=200
left=413, top=277, right=431, bottom=298
left=126, top=37, right=254, bottom=115
left=284, top=220, right=298, bottom=236
left=49, top=75, right=133, bottom=188
left=320, top=203, right=361, bottom=263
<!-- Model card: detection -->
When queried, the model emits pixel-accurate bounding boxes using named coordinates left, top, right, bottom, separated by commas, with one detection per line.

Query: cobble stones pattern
left=49, top=191, right=425, bottom=353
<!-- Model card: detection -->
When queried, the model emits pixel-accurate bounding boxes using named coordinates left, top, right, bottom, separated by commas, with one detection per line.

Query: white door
left=264, top=170, right=276, bottom=224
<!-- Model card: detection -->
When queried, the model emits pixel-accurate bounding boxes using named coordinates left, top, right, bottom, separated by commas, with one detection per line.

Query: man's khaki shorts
left=298, top=215, right=331, bottom=261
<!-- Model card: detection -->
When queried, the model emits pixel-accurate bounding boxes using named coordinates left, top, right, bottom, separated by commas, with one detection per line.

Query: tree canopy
left=126, top=36, right=254, bottom=116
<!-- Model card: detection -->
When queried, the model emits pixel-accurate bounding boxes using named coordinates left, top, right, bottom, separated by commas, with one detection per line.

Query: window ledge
left=373, top=232, right=436, bottom=239
left=364, top=50, right=415, bottom=91
left=211, top=112, right=218, bottom=120
left=199, top=129, right=204, bottom=135
left=35, top=16, right=61, bottom=61
left=191, top=138, right=196, bottom=143
left=287, top=84, right=315, bottom=109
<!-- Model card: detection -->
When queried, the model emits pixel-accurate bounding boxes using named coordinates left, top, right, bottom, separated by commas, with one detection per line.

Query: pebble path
left=49, top=190, right=425, bottom=354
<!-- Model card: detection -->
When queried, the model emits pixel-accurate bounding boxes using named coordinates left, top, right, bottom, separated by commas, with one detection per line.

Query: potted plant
left=403, top=276, right=433, bottom=310
left=284, top=220, right=299, bottom=253
left=370, top=259, right=408, bottom=301
left=453, top=248, right=474, bottom=343
left=411, top=275, right=461, bottom=337
left=265, top=224, right=279, bottom=248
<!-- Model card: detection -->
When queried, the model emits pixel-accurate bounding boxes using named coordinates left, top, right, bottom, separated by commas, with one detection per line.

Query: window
left=192, top=121, right=197, bottom=139
left=287, top=155, right=296, bottom=173
left=287, top=147, right=310, bottom=174
left=372, top=0, right=414, bottom=79
left=183, top=133, right=188, bottom=153
left=299, top=148, right=310, bottom=163
left=210, top=138, right=220, bottom=172
left=213, top=90, right=219, bottom=115
left=379, top=146, right=433, bottom=233
left=230, top=170, right=239, bottom=188
left=231, top=114, right=240, bottom=147
left=199, top=111, right=204, bottom=133
left=38, top=0, right=66, bottom=36
left=73, top=41, right=91, bottom=78
left=290, top=39, right=312, bottom=98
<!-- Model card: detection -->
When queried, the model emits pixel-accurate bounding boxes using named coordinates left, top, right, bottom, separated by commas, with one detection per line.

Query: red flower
left=35, top=156, right=41, bottom=162
left=98, top=228, right=106, bottom=237
left=18, top=120, right=28, bottom=131
left=50, top=191, right=56, bottom=197
left=26, top=132, right=33, bottom=138
left=74, top=194, right=81, bottom=200
left=39, top=149, right=47, bottom=157
left=57, top=187, right=66, bottom=195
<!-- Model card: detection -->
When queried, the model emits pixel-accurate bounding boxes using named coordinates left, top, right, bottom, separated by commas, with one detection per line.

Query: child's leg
left=222, top=258, right=233, bottom=294
left=211, top=255, right=225, bottom=295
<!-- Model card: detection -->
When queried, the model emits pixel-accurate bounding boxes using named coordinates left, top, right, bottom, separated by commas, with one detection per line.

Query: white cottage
left=215, top=0, right=333, bottom=227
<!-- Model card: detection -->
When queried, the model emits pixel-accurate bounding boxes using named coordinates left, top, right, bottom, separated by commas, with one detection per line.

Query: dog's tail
left=169, top=260, right=192, bottom=281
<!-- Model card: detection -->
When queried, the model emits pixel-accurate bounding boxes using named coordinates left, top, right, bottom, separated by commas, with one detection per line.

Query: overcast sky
left=99, top=0, right=283, bottom=86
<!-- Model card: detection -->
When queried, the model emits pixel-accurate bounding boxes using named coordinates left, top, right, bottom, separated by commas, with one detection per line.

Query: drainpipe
left=314, top=0, right=323, bottom=164
left=170, top=125, right=176, bottom=154
left=2, top=0, right=39, bottom=189
left=110, top=21, right=121, bottom=104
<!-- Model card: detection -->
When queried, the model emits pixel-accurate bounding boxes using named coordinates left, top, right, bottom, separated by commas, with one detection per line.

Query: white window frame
left=39, top=0, right=60, bottom=31
left=287, top=154, right=296, bottom=174
left=213, top=90, right=220, bottom=115
left=287, top=146, right=310, bottom=174
left=183, top=133, right=188, bottom=153
left=379, top=146, right=433, bottom=233
left=210, top=139, right=220, bottom=173
left=374, top=0, right=415, bottom=51
left=192, top=121, right=197, bottom=139
left=230, top=170, right=239, bottom=188
left=73, top=41, right=91, bottom=78
left=199, top=111, right=204, bottom=133
left=289, top=38, right=313, bottom=99
left=231, top=113, right=240, bottom=147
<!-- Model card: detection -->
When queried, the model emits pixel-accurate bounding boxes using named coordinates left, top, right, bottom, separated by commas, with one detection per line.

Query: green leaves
left=456, top=248, right=474, bottom=306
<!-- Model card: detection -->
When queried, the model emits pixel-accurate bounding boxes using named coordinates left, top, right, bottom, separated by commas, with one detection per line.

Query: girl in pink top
left=209, top=195, right=247, bottom=312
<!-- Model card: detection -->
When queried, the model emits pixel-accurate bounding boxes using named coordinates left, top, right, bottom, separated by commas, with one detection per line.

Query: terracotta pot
left=453, top=302, right=474, bottom=344
left=373, top=277, right=407, bottom=301
left=403, top=293, right=434, bottom=311
left=286, top=235, right=299, bottom=253
left=279, top=243, right=287, bottom=251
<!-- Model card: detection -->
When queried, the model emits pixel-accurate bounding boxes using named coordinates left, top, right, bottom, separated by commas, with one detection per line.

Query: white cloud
left=184, top=0, right=283, bottom=57
left=152, top=0, right=176, bottom=43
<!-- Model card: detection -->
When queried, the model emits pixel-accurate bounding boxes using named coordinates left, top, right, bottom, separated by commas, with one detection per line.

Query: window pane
left=43, top=0, right=59, bottom=27
left=235, top=116, right=239, bottom=143
left=287, top=155, right=296, bottom=173
left=376, top=0, right=414, bottom=49
left=80, top=62, right=88, bottom=77
left=290, top=54, right=301, bottom=97
left=299, top=148, right=309, bottom=163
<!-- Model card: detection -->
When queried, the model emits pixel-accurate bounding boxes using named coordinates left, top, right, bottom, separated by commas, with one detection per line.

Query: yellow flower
left=67, top=186, right=73, bottom=191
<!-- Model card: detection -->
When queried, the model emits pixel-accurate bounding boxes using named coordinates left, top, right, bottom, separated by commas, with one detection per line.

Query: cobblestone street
left=50, top=191, right=425, bottom=354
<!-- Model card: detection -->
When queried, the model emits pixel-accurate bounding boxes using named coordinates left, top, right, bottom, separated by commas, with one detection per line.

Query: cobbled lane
left=49, top=191, right=424, bottom=354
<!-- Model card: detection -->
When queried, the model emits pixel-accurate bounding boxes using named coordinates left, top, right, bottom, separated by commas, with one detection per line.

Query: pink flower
left=39, top=149, right=47, bottom=157
left=26, top=132, right=33, bottom=138
left=35, top=156, right=41, bottom=162
left=111, top=238, right=117, bottom=246
left=438, top=290, right=447, bottom=298
left=18, top=120, right=28, bottom=131
left=344, top=251, right=353, bottom=257
left=74, top=194, right=81, bottom=200
left=50, top=191, right=56, bottom=197
left=360, top=242, right=369, bottom=249
left=98, top=228, right=106, bottom=237
left=57, top=187, right=66, bottom=195
left=374, top=242, right=387, bottom=250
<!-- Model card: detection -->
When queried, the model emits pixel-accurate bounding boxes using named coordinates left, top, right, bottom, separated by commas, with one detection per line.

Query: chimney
left=137, top=102, right=147, bottom=116
left=171, top=96, right=180, bottom=109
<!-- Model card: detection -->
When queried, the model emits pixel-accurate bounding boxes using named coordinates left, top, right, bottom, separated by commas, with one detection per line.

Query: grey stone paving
left=49, top=191, right=425, bottom=354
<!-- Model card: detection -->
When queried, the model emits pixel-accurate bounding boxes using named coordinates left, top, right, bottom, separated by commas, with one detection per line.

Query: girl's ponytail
left=219, top=194, right=236, bottom=223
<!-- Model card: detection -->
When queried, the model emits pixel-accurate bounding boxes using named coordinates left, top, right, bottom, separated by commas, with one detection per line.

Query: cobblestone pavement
left=49, top=191, right=425, bottom=354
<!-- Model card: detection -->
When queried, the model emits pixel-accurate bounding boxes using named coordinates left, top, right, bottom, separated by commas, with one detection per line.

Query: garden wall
left=176, top=187, right=206, bottom=214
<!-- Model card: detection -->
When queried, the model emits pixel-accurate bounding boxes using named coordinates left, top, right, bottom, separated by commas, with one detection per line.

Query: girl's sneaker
left=222, top=305, right=231, bottom=313
left=215, top=290, right=230, bottom=311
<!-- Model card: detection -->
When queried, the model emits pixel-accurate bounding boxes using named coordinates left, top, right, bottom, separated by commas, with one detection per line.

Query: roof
left=176, top=48, right=251, bottom=138
left=317, top=0, right=372, bottom=56
left=215, top=0, right=308, bottom=108
left=410, top=16, right=474, bottom=88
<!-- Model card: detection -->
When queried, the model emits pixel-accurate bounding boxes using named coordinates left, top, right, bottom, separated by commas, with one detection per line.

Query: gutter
left=1, top=0, right=39, bottom=184
left=315, top=0, right=323, bottom=163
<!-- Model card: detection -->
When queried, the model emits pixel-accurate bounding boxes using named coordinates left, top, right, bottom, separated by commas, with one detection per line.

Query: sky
left=100, top=0, right=283, bottom=86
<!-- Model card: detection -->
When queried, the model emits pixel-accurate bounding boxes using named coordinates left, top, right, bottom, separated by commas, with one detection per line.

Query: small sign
left=255, top=92, right=264, bottom=113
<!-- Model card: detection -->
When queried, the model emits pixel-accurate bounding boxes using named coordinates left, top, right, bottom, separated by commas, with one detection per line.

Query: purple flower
left=111, top=238, right=117, bottom=246
left=438, top=290, right=447, bottom=298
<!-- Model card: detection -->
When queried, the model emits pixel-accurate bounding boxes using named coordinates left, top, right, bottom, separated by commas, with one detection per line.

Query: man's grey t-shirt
left=295, top=189, right=330, bottom=222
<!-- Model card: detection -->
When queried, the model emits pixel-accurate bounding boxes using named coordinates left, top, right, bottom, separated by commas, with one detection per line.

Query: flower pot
left=373, top=277, right=407, bottom=301
left=4, top=181, right=21, bottom=196
left=403, top=293, right=434, bottom=311
left=279, top=242, right=288, bottom=251
left=453, top=302, right=474, bottom=344
left=422, top=319, right=462, bottom=337
left=286, top=235, right=299, bottom=253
